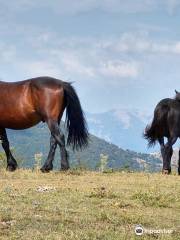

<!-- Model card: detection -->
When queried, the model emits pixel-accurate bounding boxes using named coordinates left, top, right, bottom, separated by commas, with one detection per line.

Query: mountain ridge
left=0, top=122, right=162, bottom=172
left=86, top=108, right=153, bottom=152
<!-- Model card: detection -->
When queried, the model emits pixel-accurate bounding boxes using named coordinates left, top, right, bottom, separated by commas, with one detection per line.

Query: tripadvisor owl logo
left=134, top=225, right=173, bottom=236
left=135, top=225, right=144, bottom=236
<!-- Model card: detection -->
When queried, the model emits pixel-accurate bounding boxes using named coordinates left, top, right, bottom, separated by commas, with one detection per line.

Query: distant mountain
left=0, top=123, right=161, bottom=172
left=86, top=109, right=152, bottom=152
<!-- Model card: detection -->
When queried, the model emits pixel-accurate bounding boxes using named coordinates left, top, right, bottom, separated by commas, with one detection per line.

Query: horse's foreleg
left=0, top=128, right=18, bottom=171
left=47, top=119, right=69, bottom=170
left=162, top=137, right=177, bottom=174
left=41, top=134, right=57, bottom=172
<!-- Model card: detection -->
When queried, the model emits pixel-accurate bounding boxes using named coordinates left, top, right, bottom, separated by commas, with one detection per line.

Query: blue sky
left=1, top=0, right=180, bottom=113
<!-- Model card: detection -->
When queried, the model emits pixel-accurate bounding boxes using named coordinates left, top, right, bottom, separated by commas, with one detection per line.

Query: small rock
left=36, top=186, right=56, bottom=193
left=0, top=220, right=16, bottom=227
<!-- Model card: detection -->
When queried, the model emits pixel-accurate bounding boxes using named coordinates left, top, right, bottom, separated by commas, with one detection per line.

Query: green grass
left=0, top=169, right=179, bottom=239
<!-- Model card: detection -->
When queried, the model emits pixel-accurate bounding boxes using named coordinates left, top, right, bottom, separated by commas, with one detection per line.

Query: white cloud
left=109, top=32, right=180, bottom=55
left=44, top=37, right=141, bottom=79
left=61, top=55, right=95, bottom=77
left=99, top=61, right=139, bottom=78
left=1, top=30, right=180, bottom=85
left=1, top=27, right=180, bottom=88
left=3, top=30, right=180, bottom=84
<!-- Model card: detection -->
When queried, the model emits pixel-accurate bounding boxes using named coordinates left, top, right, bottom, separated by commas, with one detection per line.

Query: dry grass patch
left=0, top=169, right=179, bottom=239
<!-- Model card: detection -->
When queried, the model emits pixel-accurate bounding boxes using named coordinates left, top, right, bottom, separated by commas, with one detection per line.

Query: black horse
left=144, top=90, right=180, bottom=175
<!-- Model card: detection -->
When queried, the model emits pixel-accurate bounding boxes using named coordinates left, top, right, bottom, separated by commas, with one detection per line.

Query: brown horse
left=0, top=76, right=89, bottom=172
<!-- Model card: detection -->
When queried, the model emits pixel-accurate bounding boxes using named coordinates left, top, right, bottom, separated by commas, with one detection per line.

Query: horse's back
left=155, top=98, right=172, bottom=110
left=0, top=79, right=32, bottom=104
left=0, top=76, right=63, bottom=88
left=30, top=76, right=63, bottom=89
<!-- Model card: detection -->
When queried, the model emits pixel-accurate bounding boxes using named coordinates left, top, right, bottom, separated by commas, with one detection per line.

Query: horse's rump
left=144, top=98, right=171, bottom=146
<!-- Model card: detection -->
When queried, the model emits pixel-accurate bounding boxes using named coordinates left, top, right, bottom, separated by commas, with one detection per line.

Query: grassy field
left=0, top=169, right=179, bottom=240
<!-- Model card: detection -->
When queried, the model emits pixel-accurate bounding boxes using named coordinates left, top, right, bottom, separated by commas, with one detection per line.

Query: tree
left=99, top=154, right=109, bottom=172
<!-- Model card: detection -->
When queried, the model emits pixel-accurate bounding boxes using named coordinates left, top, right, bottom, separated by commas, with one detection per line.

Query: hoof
left=61, top=166, right=70, bottom=171
left=40, top=166, right=53, bottom=173
left=7, top=165, right=17, bottom=172
left=162, top=169, right=171, bottom=175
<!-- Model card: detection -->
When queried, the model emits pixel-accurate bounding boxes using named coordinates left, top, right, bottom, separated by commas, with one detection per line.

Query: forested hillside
left=0, top=123, right=161, bottom=171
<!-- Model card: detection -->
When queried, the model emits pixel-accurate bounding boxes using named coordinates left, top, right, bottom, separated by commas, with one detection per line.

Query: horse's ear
left=175, top=90, right=179, bottom=94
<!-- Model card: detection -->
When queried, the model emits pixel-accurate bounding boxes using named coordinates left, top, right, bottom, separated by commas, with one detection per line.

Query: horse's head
left=175, top=90, right=180, bottom=101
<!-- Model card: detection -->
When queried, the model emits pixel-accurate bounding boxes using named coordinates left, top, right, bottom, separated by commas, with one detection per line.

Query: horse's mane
left=174, top=95, right=180, bottom=102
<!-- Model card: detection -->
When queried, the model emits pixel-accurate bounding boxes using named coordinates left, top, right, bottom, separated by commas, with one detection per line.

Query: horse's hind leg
left=47, top=119, right=69, bottom=170
left=159, top=138, right=165, bottom=160
left=159, top=138, right=170, bottom=173
left=178, top=150, right=180, bottom=175
left=41, top=134, right=57, bottom=172
left=163, top=137, right=177, bottom=174
left=58, top=133, right=69, bottom=170
left=0, top=128, right=17, bottom=171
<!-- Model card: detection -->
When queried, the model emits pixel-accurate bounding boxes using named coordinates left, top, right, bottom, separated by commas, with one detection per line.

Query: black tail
left=144, top=117, right=159, bottom=147
left=144, top=103, right=168, bottom=147
left=63, top=82, right=89, bottom=150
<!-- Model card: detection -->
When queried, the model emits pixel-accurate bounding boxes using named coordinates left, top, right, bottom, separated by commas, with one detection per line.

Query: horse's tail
left=63, top=82, right=89, bottom=150
left=144, top=117, right=159, bottom=147
left=144, top=102, right=168, bottom=147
